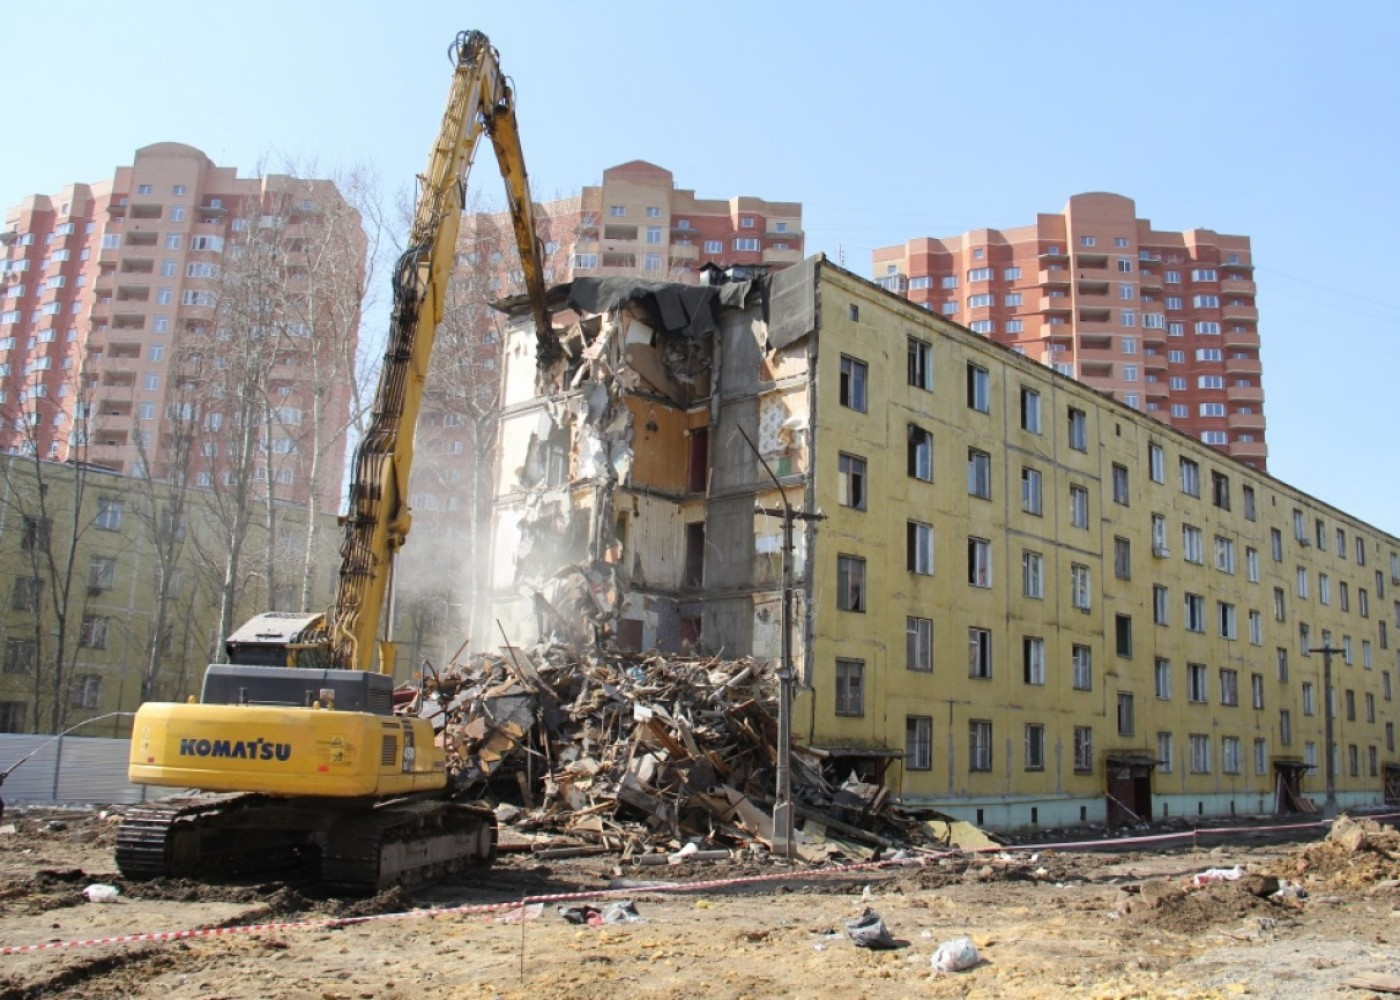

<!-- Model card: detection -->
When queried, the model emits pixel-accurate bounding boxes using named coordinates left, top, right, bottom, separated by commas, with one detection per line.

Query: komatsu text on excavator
left=116, top=30, right=557, bottom=893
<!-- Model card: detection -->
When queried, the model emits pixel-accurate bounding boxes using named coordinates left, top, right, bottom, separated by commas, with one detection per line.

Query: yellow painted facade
left=799, top=264, right=1400, bottom=826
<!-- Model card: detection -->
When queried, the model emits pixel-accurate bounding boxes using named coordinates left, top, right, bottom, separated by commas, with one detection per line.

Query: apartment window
left=1249, top=610, right=1263, bottom=645
left=967, top=449, right=991, bottom=498
left=88, top=555, right=117, bottom=592
left=968, top=537, right=992, bottom=588
left=1300, top=623, right=1311, bottom=652
left=969, top=721, right=993, bottom=772
left=1297, top=567, right=1309, bottom=599
left=1149, top=443, right=1165, bottom=483
left=1349, top=744, right=1360, bottom=778
left=1179, top=458, right=1200, bottom=496
left=907, top=617, right=932, bottom=672
left=837, top=555, right=866, bottom=612
left=907, top=424, right=933, bottom=480
left=835, top=659, right=864, bottom=716
left=11, top=576, right=42, bottom=612
left=1115, top=614, right=1133, bottom=658
left=896, top=716, right=934, bottom=774
left=941, top=275, right=959, bottom=289
left=1112, top=464, right=1129, bottom=505
left=1190, top=734, right=1211, bottom=773
left=1361, top=588, right=1371, bottom=617
left=1022, top=551, right=1044, bottom=599
left=1024, top=724, right=1046, bottom=771
left=839, top=356, right=868, bottom=412
left=1069, top=485, right=1089, bottom=529
left=1070, top=564, right=1091, bottom=611
left=71, top=674, right=103, bottom=710
left=95, top=497, right=124, bottom=531
left=1188, top=663, right=1208, bottom=703
left=1366, top=691, right=1376, bottom=723
left=1155, top=658, right=1172, bottom=699
left=1114, top=537, right=1132, bottom=580
left=1073, top=727, right=1094, bottom=773
left=1020, top=387, right=1042, bottom=433
left=1183, top=525, right=1204, bottom=564
left=907, top=337, right=933, bottom=389
left=1072, top=645, right=1093, bottom=690
left=1021, top=466, right=1043, bottom=514
left=968, top=294, right=994, bottom=309
left=966, top=363, right=990, bottom=412
left=1274, top=587, right=1287, bottom=621
left=1152, top=513, right=1169, bottom=556
left=968, top=628, right=992, bottom=678
left=3, top=638, right=35, bottom=675
left=732, top=237, right=759, bottom=252
left=1247, top=547, right=1260, bottom=583
left=1158, top=732, right=1175, bottom=773
left=1185, top=593, right=1206, bottom=632
left=1341, top=582, right=1351, bottom=612
left=1214, top=536, right=1236, bottom=574
left=1111, top=693, right=1134, bottom=739
left=1023, top=637, right=1046, bottom=685
left=1067, top=407, right=1087, bottom=451
left=907, top=521, right=934, bottom=575
left=1153, top=585, right=1170, bottom=626
left=1280, top=710, right=1292, bottom=746
left=1319, top=573, right=1331, bottom=605
left=1220, top=668, right=1239, bottom=706
left=1221, top=737, right=1241, bottom=775
left=838, top=453, right=867, bottom=509
left=79, top=615, right=109, bottom=649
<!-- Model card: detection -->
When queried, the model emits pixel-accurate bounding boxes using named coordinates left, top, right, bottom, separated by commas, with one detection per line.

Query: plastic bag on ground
left=845, top=908, right=897, bottom=949
left=1191, top=865, right=1245, bottom=886
left=932, top=936, right=979, bottom=972
left=83, top=884, right=120, bottom=903
left=601, top=900, right=644, bottom=924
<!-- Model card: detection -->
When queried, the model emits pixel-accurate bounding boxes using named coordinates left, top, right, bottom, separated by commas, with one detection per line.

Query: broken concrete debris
left=401, top=645, right=975, bottom=860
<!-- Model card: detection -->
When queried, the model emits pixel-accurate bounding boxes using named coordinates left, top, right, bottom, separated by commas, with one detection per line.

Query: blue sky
left=4, top=2, right=1397, bottom=531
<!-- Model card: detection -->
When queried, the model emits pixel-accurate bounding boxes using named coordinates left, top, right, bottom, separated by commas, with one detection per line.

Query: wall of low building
left=799, top=261, right=1399, bottom=827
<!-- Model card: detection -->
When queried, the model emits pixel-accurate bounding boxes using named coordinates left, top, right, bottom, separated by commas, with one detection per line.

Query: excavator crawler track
left=321, top=800, right=497, bottom=893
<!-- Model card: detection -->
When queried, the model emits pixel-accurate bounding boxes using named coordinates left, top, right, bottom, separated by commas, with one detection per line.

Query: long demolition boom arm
left=328, top=30, right=556, bottom=672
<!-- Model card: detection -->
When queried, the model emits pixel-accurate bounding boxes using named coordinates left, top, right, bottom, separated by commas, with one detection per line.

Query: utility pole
left=737, top=426, right=823, bottom=859
left=1308, top=645, right=1345, bottom=817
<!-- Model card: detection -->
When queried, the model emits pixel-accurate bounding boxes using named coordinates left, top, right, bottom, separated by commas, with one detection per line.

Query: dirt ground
left=3, top=808, right=1400, bottom=999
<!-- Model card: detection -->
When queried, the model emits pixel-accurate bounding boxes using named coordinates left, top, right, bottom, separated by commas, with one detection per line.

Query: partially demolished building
left=485, top=255, right=1400, bottom=830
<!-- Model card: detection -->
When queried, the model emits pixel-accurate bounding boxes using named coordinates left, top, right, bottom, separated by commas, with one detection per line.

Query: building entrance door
left=1105, top=755, right=1154, bottom=827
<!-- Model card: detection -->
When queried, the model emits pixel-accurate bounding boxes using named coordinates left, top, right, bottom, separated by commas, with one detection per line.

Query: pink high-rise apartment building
left=0, top=143, right=363, bottom=508
left=872, top=193, right=1266, bottom=470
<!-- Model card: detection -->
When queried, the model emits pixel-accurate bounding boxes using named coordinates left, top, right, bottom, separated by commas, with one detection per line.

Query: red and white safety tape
left=5, top=810, right=1395, bottom=956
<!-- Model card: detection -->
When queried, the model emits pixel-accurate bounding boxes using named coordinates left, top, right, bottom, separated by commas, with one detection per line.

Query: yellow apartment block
left=488, top=257, right=1400, bottom=831
left=0, top=456, right=340, bottom=736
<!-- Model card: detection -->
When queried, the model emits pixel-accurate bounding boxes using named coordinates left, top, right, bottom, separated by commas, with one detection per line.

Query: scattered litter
left=931, top=936, right=980, bottom=972
left=493, top=902, right=544, bottom=923
left=1191, top=865, right=1245, bottom=886
left=558, top=905, right=602, bottom=925
left=601, top=900, right=644, bottom=924
left=82, top=884, right=119, bottom=903
left=845, top=908, right=897, bottom=949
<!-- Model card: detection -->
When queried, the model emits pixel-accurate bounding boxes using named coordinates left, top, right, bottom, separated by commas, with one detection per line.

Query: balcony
left=1222, top=304, right=1259, bottom=323
left=1224, top=327, right=1260, bottom=350
left=1228, top=411, right=1267, bottom=432
left=1139, top=272, right=1163, bottom=291
left=1039, top=295, right=1071, bottom=313
left=119, top=257, right=154, bottom=275
left=1221, top=278, right=1256, bottom=296
left=1076, top=278, right=1110, bottom=295
left=1231, top=385, right=1264, bottom=402
left=1038, top=268, right=1070, bottom=287
left=669, top=242, right=699, bottom=261
left=1229, top=439, right=1268, bottom=462
left=116, top=284, right=150, bottom=302
left=125, top=231, right=157, bottom=247
left=1075, top=252, right=1108, bottom=269
left=1225, top=355, right=1260, bottom=375
left=1078, top=306, right=1112, bottom=325
left=1039, top=247, right=1069, bottom=262
left=763, top=246, right=802, bottom=265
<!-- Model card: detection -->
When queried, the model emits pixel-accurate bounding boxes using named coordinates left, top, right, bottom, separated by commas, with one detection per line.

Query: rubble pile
left=1291, top=815, right=1400, bottom=888
left=404, top=646, right=935, bottom=859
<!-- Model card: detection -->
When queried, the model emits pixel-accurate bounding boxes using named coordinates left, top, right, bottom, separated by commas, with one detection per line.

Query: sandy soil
left=2, top=808, right=1400, bottom=999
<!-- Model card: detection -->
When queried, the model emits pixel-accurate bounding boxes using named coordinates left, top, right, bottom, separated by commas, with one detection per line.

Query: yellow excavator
left=116, top=30, right=556, bottom=892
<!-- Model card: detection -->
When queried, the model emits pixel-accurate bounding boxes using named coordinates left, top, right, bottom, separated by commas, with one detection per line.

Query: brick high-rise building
left=0, top=143, right=363, bottom=509
left=873, top=193, right=1266, bottom=470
